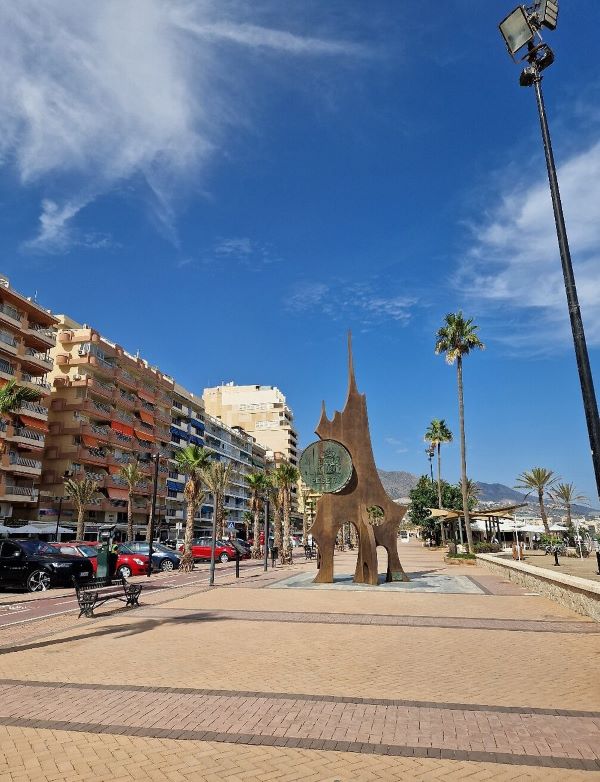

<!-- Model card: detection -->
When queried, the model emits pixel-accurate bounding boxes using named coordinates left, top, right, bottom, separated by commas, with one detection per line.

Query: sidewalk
left=0, top=541, right=598, bottom=780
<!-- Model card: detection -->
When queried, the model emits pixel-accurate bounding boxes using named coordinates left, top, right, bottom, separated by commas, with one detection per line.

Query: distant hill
left=377, top=471, right=599, bottom=515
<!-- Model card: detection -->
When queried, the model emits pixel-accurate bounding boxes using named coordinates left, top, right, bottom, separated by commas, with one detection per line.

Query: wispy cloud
left=385, top=436, right=408, bottom=454
left=459, top=141, right=600, bottom=350
left=0, top=2, right=365, bottom=252
left=287, top=279, right=416, bottom=328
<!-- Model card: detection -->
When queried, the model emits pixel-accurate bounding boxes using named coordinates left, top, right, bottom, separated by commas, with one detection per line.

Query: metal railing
left=9, top=454, right=42, bottom=470
left=25, top=347, right=52, bottom=365
left=0, top=331, right=17, bottom=348
left=0, top=302, right=22, bottom=321
left=4, top=485, right=37, bottom=497
left=19, top=400, right=47, bottom=415
left=0, top=358, right=15, bottom=375
left=14, top=427, right=45, bottom=442
left=29, top=322, right=55, bottom=339
left=92, top=399, right=112, bottom=415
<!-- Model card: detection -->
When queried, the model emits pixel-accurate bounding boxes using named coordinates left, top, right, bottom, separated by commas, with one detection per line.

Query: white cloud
left=0, top=1, right=364, bottom=252
left=288, top=279, right=416, bottom=327
left=460, top=141, right=600, bottom=349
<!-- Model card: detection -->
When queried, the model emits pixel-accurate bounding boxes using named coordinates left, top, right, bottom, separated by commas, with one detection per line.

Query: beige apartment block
left=203, top=383, right=298, bottom=467
left=0, top=276, right=57, bottom=520
left=40, top=316, right=174, bottom=534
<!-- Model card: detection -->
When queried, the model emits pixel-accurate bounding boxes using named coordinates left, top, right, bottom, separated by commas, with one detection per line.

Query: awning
left=111, top=421, right=134, bottom=437
left=108, top=465, right=124, bottom=474
left=167, top=480, right=184, bottom=492
left=19, top=415, right=49, bottom=433
left=135, top=428, right=155, bottom=442
left=138, top=389, right=156, bottom=403
left=107, top=487, right=129, bottom=500
left=82, top=435, right=100, bottom=447
left=139, top=410, right=154, bottom=425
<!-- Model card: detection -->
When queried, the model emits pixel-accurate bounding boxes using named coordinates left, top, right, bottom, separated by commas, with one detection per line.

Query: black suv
left=0, top=539, right=94, bottom=592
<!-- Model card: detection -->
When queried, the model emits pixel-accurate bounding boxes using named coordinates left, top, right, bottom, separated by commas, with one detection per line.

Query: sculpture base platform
left=269, top=571, right=485, bottom=594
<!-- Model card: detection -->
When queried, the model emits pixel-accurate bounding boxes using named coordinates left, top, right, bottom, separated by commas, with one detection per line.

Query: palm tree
left=202, top=460, right=234, bottom=584
left=424, top=418, right=453, bottom=543
left=300, top=485, right=311, bottom=546
left=435, top=312, right=484, bottom=553
left=119, top=462, right=144, bottom=542
left=268, top=475, right=283, bottom=553
left=515, top=467, right=557, bottom=534
left=549, top=482, right=587, bottom=534
left=175, top=445, right=212, bottom=572
left=246, top=472, right=269, bottom=559
left=273, top=464, right=299, bottom=564
left=0, top=379, right=40, bottom=455
left=64, top=476, right=99, bottom=540
left=243, top=510, right=253, bottom=541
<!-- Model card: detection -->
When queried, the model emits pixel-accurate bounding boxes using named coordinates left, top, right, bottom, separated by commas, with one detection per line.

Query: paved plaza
left=0, top=542, right=598, bottom=781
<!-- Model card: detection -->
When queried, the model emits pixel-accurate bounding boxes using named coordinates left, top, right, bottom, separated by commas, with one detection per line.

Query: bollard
left=596, top=551, right=600, bottom=575
left=235, top=548, right=240, bottom=579
left=553, top=549, right=560, bottom=566
left=271, top=546, right=279, bottom=568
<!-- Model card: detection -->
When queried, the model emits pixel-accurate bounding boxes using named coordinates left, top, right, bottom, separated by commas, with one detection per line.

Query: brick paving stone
left=0, top=542, right=598, bottom=780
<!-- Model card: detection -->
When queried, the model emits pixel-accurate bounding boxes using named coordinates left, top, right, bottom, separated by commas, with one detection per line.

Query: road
left=0, top=556, right=272, bottom=629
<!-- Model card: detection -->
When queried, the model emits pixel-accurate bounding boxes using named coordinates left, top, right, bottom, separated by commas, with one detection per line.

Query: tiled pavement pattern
left=0, top=543, right=598, bottom=780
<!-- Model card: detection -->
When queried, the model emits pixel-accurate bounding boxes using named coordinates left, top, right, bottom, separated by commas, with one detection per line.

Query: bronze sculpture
left=304, top=334, right=409, bottom=585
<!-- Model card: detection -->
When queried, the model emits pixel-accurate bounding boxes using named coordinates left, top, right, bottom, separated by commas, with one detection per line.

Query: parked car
left=0, top=539, right=94, bottom=592
left=119, top=542, right=181, bottom=572
left=51, top=543, right=150, bottom=579
left=178, top=538, right=241, bottom=563
left=230, top=539, right=251, bottom=557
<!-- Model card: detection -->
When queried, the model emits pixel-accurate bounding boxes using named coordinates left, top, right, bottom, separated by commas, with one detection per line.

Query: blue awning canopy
left=167, top=480, right=185, bottom=492
left=190, top=418, right=205, bottom=431
left=170, top=426, right=190, bottom=441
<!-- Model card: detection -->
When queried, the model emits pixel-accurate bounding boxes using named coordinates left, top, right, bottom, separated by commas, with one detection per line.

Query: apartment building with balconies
left=39, top=315, right=174, bottom=534
left=166, top=383, right=266, bottom=541
left=0, top=276, right=57, bottom=520
left=203, top=383, right=298, bottom=467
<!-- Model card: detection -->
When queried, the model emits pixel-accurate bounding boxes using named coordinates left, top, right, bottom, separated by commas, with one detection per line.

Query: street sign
left=227, top=522, right=236, bottom=529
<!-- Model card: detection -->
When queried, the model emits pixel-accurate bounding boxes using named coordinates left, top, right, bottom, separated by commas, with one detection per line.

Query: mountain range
left=377, top=470, right=599, bottom=516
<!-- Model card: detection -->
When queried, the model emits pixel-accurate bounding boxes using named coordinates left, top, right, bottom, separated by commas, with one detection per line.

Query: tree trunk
left=436, top=443, right=446, bottom=544
left=302, top=509, right=308, bottom=546
left=145, top=509, right=153, bottom=542
left=281, top=488, right=292, bottom=564
left=456, top=357, right=474, bottom=553
left=273, top=502, right=282, bottom=551
left=538, top=489, right=550, bottom=534
left=181, top=501, right=195, bottom=572
left=127, top=495, right=134, bottom=542
left=251, top=502, right=262, bottom=559
left=76, top=507, right=85, bottom=541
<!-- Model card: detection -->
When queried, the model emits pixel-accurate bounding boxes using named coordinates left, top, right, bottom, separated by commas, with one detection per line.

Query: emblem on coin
left=299, top=440, right=353, bottom=493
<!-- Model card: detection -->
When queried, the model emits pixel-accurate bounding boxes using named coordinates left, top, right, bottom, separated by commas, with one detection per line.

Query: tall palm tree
left=243, top=510, right=253, bottom=541
left=246, top=471, right=269, bottom=559
left=424, top=418, right=453, bottom=542
left=119, top=462, right=144, bottom=542
left=64, top=476, right=99, bottom=540
left=549, top=482, right=587, bottom=533
left=515, top=467, right=557, bottom=534
left=268, top=475, right=283, bottom=553
left=435, top=312, right=484, bottom=553
left=175, top=445, right=212, bottom=572
left=0, top=379, right=40, bottom=455
left=273, top=464, right=299, bottom=564
left=202, top=460, right=234, bottom=584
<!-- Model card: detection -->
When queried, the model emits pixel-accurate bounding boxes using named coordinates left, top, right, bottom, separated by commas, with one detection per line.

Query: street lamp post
left=54, top=496, right=63, bottom=542
left=499, top=2, right=600, bottom=501
left=147, top=453, right=160, bottom=578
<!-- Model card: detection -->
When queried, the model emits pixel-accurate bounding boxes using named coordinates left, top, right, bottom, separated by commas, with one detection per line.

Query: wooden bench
left=73, top=576, right=143, bottom=618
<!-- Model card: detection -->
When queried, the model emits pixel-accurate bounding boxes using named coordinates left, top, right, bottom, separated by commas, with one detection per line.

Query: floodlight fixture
left=535, top=0, right=558, bottom=31
left=499, top=6, right=535, bottom=57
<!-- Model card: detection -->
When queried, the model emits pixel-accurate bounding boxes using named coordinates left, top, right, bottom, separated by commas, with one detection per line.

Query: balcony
left=1, top=484, right=38, bottom=502
left=7, top=454, right=43, bottom=475
left=0, top=357, right=15, bottom=380
left=17, top=400, right=48, bottom=420
left=25, top=322, right=56, bottom=349
left=84, top=375, right=114, bottom=402
left=66, top=353, right=116, bottom=378
left=0, top=330, right=19, bottom=356
left=117, top=389, right=136, bottom=410
left=118, top=368, right=137, bottom=390
left=20, top=373, right=52, bottom=395
left=11, top=427, right=45, bottom=448
left=0, top=302, right=23, bottom=328
left=21, top=346, right=53, bottom=372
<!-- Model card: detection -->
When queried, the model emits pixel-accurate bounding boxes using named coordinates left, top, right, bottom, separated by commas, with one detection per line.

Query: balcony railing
left=91, top=400, right=112, bottom=416
left=0, top=302, right=22, bottom=322
left=119, top=389, right=136, bottom=404
left=19, top=400, right=47, bottom=416
left=20, top=372, right=51, bottom=390
left=14, top=427, right=45, bottom=443
left=4, top=485, right=36, bottom=497
left=25, top=347, right=52, bottom=366
left=0, top=358, right=15, bottom=375
left=29, top=322, right=54, bottom=337
left=115, top=409, right=134, bottom=424
left=0, top=331, right=18, bottom=349
left=90, top=424, right=111, bottom=439
left=9, top=455, right=43, bottom=470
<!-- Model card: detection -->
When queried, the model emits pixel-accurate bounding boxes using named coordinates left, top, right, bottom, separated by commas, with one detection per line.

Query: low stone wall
left=476, top=553, right=600, bottom=622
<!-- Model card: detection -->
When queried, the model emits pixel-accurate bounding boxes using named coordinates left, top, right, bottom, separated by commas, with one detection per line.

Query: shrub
left=473, top=542, right=501, bottom=553
left=446, top=552, right=476, bottom=560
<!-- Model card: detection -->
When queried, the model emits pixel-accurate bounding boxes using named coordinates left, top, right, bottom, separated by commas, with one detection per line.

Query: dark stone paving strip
left=141, top=607, right=598, bottom=634
left=2, top=679, right=598, bottom=719
left=0, top=716, right=597, bottom=771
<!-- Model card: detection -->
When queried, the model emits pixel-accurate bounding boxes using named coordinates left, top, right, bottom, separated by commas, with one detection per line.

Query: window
left=1, top=541, right=21, bottom=557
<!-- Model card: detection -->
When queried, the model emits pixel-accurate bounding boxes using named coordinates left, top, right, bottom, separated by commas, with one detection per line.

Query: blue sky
left=1, top=1, right=599, bottom=502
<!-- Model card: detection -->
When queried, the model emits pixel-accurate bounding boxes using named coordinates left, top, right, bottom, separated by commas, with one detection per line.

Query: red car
left=52, top=543, right=150, bottom=578
left=178, top=538, right=240, bottom=563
